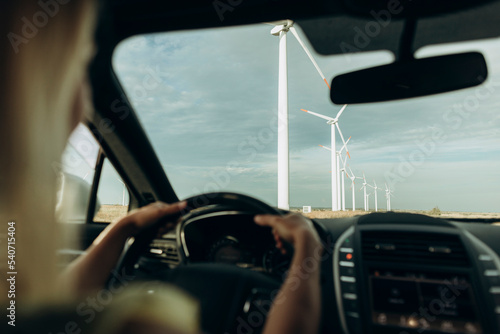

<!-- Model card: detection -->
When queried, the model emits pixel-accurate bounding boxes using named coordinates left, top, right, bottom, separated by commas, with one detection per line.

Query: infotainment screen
left=369, top=269, right=482, bottom=334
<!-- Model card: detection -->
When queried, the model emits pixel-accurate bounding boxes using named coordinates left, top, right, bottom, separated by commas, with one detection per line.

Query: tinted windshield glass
left=113, top=23, right=500, bottom=217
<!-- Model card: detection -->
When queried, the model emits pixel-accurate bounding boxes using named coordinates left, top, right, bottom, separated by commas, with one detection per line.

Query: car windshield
left=112, top=23, right=500, bottom=219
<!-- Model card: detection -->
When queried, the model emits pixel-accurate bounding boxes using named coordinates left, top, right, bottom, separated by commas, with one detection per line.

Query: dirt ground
left=292, top=209, right=500, bottom=222
left=94, top=205, right=500, bottom=224
left=94, top=204, right=129, bottom=223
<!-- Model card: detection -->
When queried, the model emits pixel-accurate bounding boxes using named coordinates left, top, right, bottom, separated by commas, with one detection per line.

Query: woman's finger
left=254, top=214, right=282, bottom=227
left=124, top=201, right=187, bottom=233
left=138, top=201, right=187, bottom=223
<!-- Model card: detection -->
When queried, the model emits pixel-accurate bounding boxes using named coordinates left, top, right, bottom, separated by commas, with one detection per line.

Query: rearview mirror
left=330, top=52, right=487, bottom=104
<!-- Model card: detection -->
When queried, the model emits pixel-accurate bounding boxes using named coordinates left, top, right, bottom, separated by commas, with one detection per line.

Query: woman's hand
left=254, top=213, right=321, bottom=254
left=118, top=201, right=187, bottom=235
left=94, top=201, right=188, bottom=245
left=63, top=201, right=188, bottom=294
left=254, top=213, right=323, bottom=334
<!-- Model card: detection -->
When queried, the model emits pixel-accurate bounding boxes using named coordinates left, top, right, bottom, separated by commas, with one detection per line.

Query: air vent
left=147, top=237, right=180, bottom=266
left=361, top=231, right=470, bottom=267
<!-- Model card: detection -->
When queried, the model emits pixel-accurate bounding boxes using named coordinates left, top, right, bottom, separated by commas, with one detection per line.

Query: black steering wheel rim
left=183, top=192, right=283, bottom=216
left=114, top=192, right=284, bottom=273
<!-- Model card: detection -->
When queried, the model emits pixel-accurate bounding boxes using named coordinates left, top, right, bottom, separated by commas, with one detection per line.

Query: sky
left=107, top=23, right=500, bottom=213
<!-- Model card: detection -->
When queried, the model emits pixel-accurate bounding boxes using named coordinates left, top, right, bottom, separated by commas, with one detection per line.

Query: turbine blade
left=319, top=144, right=332, bottom=151
left=335, top=123, right=350, bottom=158
left=335, top=104, right=348, bottom=120
left=302, top=109, right=334, bottom=122
left=289, top=26, right=330, bottom=89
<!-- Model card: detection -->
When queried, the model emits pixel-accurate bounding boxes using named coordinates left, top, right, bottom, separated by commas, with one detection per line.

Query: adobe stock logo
left=339, top=0, right=404, bottom=61
left=7, top=0, right=72, bottom=54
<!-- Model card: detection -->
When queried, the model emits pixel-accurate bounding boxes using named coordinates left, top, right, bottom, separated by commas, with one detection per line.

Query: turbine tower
left=367, top=181, right=380, bottom=212
left=117, top=178, right=126, bottom=206
left=385, top=183, right=394, bottom=211
left=360, top=173, right=368, bottom=211
left=319, top=136, right=350, bottom=211
left=269, top=20, right=331, bottom=210
left=337, top=142, right=350, bottom=211
left=366, top=192, right=372, bottom=211
left=302, top=105, right=349, bottom=211
left=346, top=166, right=358, bottom=211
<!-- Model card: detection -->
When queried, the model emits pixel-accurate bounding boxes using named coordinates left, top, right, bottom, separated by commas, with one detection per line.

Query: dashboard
left=180, top=211, right=293, bottom=278
left=140, top=210, right=500, bottom=334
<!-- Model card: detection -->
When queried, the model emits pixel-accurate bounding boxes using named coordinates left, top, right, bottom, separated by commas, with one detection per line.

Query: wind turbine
left=268, top=20, right=331, bottom=210
left=302, top=105, right=349, bottom=211
left=117, top=178, right=126, bottom=206
left=337, top=141, right=351, bottom=211
left=366, top=192, right=373, bottom=211
left=360, top=173, right=368, bottom=211
left=367, top=181, right=381, bottom=212
left=385, top=183, right=394, bottom=211
left=319, top=136, right=350, bottom=211
left=346, top=166, right=358, bottom=211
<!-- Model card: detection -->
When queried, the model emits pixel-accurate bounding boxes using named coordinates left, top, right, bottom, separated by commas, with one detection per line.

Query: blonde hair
left=93, top=285, right=200, bottom=334
left=0, top=4, right=201, bottom=334
left=0, top=0, right=97, bottom=304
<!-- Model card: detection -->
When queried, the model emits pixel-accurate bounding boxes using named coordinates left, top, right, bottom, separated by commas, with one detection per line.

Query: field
left=94, top=204, right=129, bottom=223
left=293, top=208, right=500, bottom=222
left=94, top=204, right=500, bottom=224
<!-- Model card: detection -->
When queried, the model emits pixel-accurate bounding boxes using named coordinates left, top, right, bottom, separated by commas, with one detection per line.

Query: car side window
left=57, top=124, right=130, bottom=224
left=57, top=124, right=99, bottom=223
left=93, top=159, right=130, bottom=223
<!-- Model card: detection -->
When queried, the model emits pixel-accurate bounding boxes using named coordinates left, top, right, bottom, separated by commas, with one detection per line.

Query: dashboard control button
left=490, top=286, right=500, bottom=294
left=340, top=276, right=356, bottom=283
left=346, top=311, right=359, bottom=318
left=340, top=247, right=354, bottom=253
left=485, top=270, right=500, bottom=277
left=340, top=261, right=354, bottom=267
left=479, top=254, right=493, bottom=261
left=343, top=293, right=357, bottom=300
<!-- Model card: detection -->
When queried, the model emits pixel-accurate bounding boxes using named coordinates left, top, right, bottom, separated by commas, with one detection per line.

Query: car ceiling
left=106, top=0, right=500, bottom=56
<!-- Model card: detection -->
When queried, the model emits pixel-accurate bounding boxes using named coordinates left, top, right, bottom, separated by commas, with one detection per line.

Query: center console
left=333, top=220, right=500, bottom=334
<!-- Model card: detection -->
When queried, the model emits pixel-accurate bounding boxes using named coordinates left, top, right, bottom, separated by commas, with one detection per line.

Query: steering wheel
left=112, top=192, right=287, bottom=334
